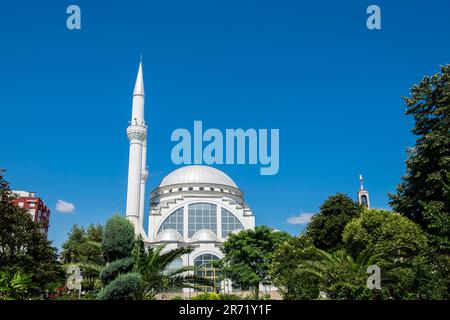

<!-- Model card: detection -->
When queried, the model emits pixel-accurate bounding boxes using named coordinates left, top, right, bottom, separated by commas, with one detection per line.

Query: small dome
left=159, top=165, right=237, bottom=188
left=190, top=229, right=220, bottom=243
left=154, top=229, right=184, bottom=242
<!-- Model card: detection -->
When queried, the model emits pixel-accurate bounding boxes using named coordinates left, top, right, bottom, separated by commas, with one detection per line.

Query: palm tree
left=296, top=248, right=383, bottom=299
left=297, top=248, right=380, bottom=280
left=134, top=241, right=212, bottom=299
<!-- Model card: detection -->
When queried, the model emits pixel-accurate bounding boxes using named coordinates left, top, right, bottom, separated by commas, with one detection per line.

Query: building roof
left=154, top=229, right=184, bottom=242
left=190, top=229, right=220, bottom=243
left=159, top=165, right=238, bottom=188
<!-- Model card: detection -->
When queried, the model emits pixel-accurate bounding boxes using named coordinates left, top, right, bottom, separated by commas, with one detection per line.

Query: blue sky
left=1, top=1, right=449, bottom=250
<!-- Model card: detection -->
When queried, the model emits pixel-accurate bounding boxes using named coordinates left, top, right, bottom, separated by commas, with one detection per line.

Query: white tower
left=126, top=60, right=148, bottom=240
left=357, top=174, right=370, bottom=209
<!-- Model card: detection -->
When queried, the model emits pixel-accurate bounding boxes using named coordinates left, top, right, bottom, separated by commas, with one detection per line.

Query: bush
left=218, top=293, right=241, bottom=300
left=97, top=273, right=142, bottom=300
left=191, top=292, right=220, bottom=300
left=99, top=257, right=134, bottom=285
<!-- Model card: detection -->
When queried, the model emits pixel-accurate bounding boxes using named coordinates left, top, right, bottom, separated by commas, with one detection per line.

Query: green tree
left=343, top=209, right=428, bottom=262
left=270, top=235, right=320, bottom=300
left=389, top=65, right=450, bottom=253
left=297, top=248, right=380, bottom=300
left=221, top=225, right=291, bottom=298
left=61, top=224, right=104, bottom=291
left=97, top=215, right=142, bottom=300
left=306, top=193, right=362, bottom=251
left=343, top=209, right=445, bottom=299
left=134, top=239, right=210, bottom=299
left=0, top=170, right=63, bottom=298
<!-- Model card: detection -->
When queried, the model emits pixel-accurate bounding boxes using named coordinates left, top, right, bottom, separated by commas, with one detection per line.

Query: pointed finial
left=140, top=52, right=143, bottom=63
left=359, top=174, right=364, bottom=190
left=133, top=59, right=145, bottom=96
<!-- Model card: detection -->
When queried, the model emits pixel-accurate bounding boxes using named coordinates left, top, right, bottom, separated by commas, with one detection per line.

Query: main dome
left=159, top=165, right=237, bottom=188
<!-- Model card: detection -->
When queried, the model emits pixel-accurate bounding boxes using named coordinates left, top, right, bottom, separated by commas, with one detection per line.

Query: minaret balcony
left=127, top=125, right=147, bottom=142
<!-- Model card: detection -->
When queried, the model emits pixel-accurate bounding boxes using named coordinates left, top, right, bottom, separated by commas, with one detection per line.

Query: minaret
left=357, top=174, right=370, bottom=209
left=126, top=60, right=148, bottom=240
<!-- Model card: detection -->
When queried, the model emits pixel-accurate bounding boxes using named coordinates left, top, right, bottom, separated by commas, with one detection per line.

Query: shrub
left=101, top=215, right=135, bottom=262
left=99, top=257, right=134, bottom=285
left=97, top=273, right=142, bottom=300
left=191, top=292, right=220, bottom=300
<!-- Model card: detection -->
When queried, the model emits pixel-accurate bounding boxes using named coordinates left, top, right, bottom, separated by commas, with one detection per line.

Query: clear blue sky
left=1, top=1, right=449, bottom=250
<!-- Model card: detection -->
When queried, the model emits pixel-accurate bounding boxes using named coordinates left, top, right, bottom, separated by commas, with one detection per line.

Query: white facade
left=148, top=165, right=255, bottom=293
left=124, top=63, right=255, bottom=293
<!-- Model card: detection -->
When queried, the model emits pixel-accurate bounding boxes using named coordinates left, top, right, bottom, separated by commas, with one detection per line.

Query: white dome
left=159, top=165, right=237, bottom=188
left=190, top=229, right=220, bottom=243
left=154, top=229, right=184, bottom=242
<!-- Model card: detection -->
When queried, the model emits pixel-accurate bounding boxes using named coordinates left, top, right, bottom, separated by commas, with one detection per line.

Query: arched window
left=158, top=207, right=184, bottom=235
left=194, top=253, right=221, bottom=292
left=221, top=208, right=244, bottom=238
left=188, top=203, right=217, bottom=237
left=165, top=257, right=184, bottom=273
left=361, top=195, right=368, bottom=207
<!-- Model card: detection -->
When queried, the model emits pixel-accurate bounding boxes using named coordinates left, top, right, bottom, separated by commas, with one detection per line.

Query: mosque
left=123, top=61, right=370, bottom=294
left=124, top=61, right=255, bottom=293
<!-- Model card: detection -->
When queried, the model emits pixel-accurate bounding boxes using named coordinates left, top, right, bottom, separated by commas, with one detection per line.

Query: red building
left=12, top=190, right=51, bottom=239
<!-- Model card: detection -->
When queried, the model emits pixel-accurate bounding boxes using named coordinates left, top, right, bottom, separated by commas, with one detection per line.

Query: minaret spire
left=133, top=61, right=145, bottom=97
left=126, top=59, right=148, bottom=241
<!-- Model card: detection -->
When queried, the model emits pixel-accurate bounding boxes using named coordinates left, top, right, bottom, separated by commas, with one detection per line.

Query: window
left=188, top=203, right=217, bottom=237
left=18, top=202, right=24, bottom=208
left=194, top=254, right=221, bottom=292
left=221, top=208, right=244, bottom=238
left=158, top=208, right=184, bottom=235
left=361, top=195, right=368, bottom=207
left=165, top=257, right=184, bottom=273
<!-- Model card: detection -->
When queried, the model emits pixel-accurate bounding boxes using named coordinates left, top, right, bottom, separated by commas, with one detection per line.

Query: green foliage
left=0, top=270, right=35, bottom=300
left=191, top=292, right=221, bottom=300
left=99, top=257, right=134, bottom=285
left=102, top=215, right=135, bottom=262
left=97, top=272, right=143, bottom=300
left=135, top=243, right=210, bottom=299
left=60, top=223, right=104, bottom=292
left=306, top=193, right=362, bottom=251
left=343, top=209, right=429, bottom=262
left=221, top=225, right=291, bottom=298
left=385, top=256, right=447, bottom=300
left=270, top=236, right=320, bottom=299
left=61, top=224, right=104, bottom=265
left=0, top=171, right=64, bottom=297
left=389, top=65, right=450, bottom=253
left=342, top=209, right=447, bottom=299
left=97, top=215, right=139, bottom=300
left=297, top=248, right=379, bottom=300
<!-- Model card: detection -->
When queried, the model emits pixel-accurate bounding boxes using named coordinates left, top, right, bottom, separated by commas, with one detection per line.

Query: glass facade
left=194, top=253, right=221, bottom=292
left=221, top=208, right=244, bottom=238
left=158, top=207, right=184, bottom=235
left=188, top=203, right=217, bottom=237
